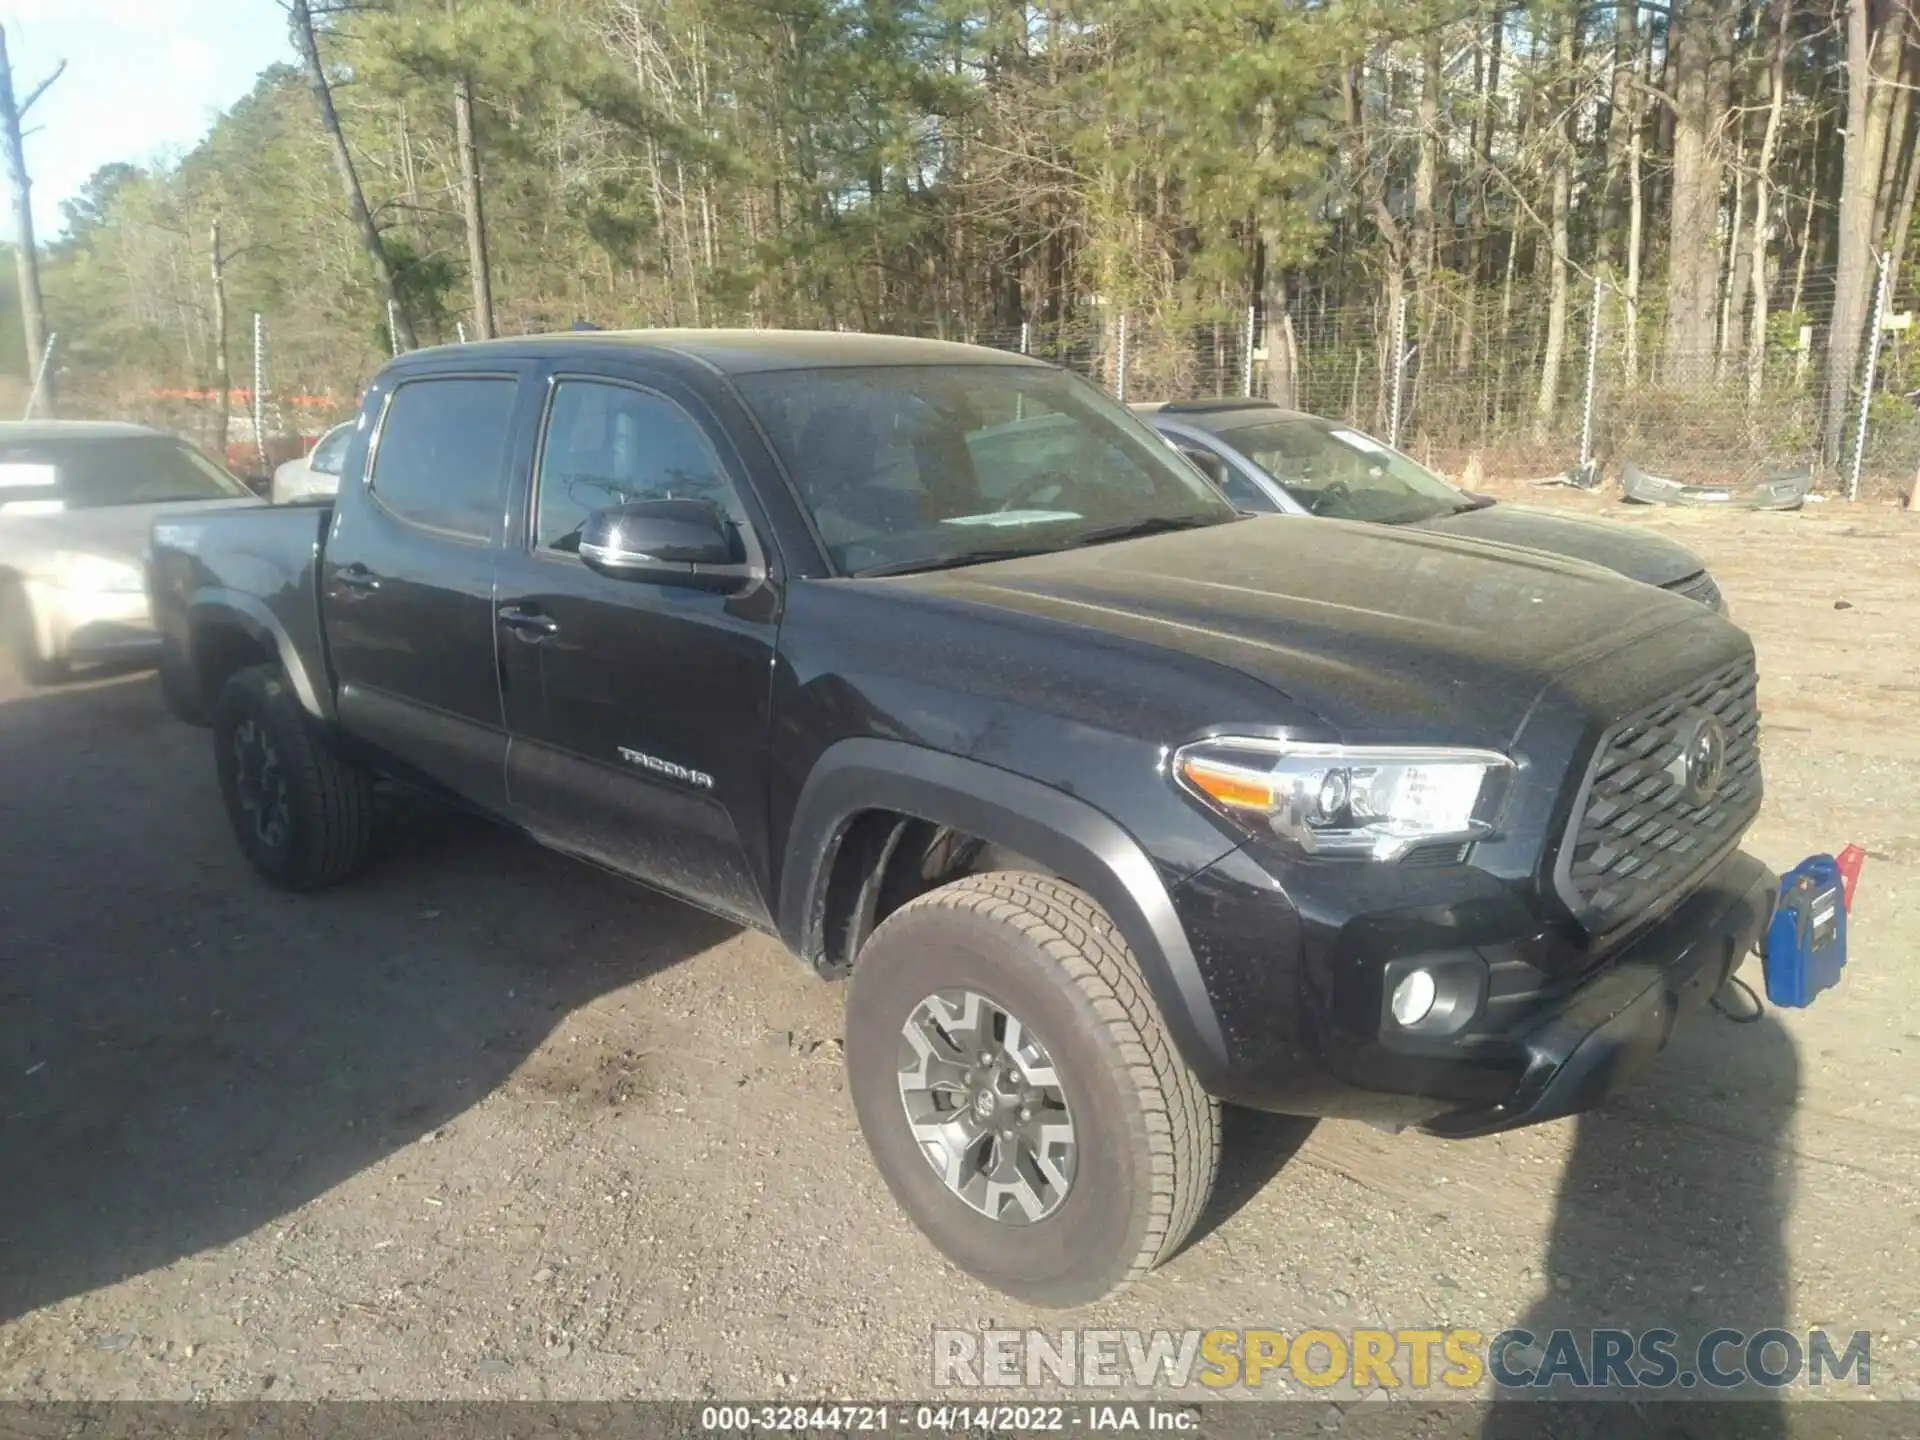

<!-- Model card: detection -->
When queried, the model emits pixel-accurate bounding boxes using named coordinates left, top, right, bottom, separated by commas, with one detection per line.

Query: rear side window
left=369, top=378, right=518, bottom=539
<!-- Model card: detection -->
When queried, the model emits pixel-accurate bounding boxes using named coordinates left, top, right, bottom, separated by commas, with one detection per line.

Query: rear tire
left=213, top=664, right=374, bottom=890
left=844, top=871, right=1220, bottom=1307
left=2, top=583, right=68, bottom=686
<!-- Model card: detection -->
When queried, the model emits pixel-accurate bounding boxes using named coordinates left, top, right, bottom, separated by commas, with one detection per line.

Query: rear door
left=322, top=365, right=537, bottom=811
left=495, top=367, right=782, bottom=926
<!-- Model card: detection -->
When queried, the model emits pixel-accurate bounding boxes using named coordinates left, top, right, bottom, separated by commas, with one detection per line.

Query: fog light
left=1390, top=969, right=1438, bottom=1027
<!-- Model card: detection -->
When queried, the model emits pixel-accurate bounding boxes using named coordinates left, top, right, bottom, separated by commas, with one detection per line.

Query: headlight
left=1174, top=737, right=1515, bottom=860
left=57, top=552, right=148, bottom=594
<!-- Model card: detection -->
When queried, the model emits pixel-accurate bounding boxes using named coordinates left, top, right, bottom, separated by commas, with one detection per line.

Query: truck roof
left=399, top=328, right=1046, bottom=376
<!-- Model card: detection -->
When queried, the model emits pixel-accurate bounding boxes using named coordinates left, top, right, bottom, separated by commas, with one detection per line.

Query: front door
left=495, top=372, right=781, bottom=926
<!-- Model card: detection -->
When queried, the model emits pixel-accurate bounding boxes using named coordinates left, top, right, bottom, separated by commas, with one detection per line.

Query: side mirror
left=578, top=497, right=752, bottom=589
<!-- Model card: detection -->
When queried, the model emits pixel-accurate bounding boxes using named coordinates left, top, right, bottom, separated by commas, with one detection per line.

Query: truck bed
left=148, top=502, right=337, bottom=721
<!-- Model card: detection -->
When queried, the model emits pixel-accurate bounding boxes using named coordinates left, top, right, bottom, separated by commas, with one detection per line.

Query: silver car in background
left=0, top=421, right=259, bottom=683
left=270, top=421, right=353, bottom=504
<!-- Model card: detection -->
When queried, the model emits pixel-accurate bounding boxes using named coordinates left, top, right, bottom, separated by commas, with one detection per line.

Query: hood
left=1406, top=501, right=1704, bottom=587
left=0, top=497, right=262, bottom=574
left=891, top=516, right=1735, bottom=749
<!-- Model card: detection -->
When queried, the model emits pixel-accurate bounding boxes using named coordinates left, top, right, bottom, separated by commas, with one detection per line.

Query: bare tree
left=1664, top=0, right=1738, bottom=366
left=1747, top=0, right=1793, bottom=405
left=1535, top=13, right=1575, bottom=437
left=286, top=0, right=417, bottom=349
left=210, top=217, right=231, bottom=456
left=1624, top=15, right=1649, bottom=380
left=1823, top=0, right=1908, bottom=466
left=453, top=75, right=495, bottom=340
left=1412, top=26, right=1442, bottom=329
left=1601, top=0, right=1640, bottom=260
left=0, top=25, right=64, bottom=410
left=1341, top=53, right=1407, bottom=429
left=1881, top=44, right=1920, bottom=290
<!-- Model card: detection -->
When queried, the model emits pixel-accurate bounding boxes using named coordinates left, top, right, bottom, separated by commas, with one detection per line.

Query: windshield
left=735, top=364, right=1238, bottom=575
left=1222, top=417, right=1466, bottom=524
left=0, top=435, right=251, bottom=511
left=309, top=424, right=354, bottom=477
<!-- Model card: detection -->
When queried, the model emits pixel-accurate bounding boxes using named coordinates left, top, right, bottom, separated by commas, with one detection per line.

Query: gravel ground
left=2, top=496, right=1918, bottom=1405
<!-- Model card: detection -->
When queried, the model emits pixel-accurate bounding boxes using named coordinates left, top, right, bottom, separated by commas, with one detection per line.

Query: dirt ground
left=2, top=493, right=1918, bottom=1406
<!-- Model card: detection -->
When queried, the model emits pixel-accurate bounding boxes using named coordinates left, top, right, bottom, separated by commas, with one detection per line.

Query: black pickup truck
left=148, top=331, right=1775, bottom=1307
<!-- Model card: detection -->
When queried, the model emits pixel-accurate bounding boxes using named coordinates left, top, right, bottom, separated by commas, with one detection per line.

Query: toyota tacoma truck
left=148, top=331, right=1776, bottom=1307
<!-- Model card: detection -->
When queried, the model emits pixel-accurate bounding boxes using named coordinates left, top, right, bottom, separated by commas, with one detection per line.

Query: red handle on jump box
left=1836, top=844, right=1866, bottom=913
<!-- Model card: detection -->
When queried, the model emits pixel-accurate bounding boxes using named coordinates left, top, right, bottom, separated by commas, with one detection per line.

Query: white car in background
left=270, top=421, right=353, bottom=504
left=0, top=421, right=259, bottom=683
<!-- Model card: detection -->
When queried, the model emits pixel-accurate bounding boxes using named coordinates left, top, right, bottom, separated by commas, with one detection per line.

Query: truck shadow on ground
left=0, top=672, right=737, bottom=1325
left=1478, top=999, right=1803, bottom=1437
left=1182, top=1106, right=1318, bottom=1253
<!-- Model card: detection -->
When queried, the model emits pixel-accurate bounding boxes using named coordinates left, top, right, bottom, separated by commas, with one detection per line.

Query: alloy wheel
left=896, top=988, right=1076, bottom=1223
left=231, top=718, right=292, bottom=850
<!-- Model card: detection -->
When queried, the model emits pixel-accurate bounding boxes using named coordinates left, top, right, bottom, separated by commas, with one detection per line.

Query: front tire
left=213, top=664, right=374, bottom=890
left=844, top=871, right=1220, bottom=1307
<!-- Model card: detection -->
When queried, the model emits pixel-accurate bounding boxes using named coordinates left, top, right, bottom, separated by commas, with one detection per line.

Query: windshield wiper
left=1067, top=514, right=1225, bottom=548
left=852, top=546, right=1061, bottom=578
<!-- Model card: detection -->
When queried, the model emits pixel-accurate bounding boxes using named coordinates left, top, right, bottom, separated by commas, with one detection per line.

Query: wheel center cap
left=971, top=1089, right=998, bottom=1121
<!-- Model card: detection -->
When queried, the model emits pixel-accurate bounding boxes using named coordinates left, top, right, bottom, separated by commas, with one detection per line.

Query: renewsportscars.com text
left=932, top=1327, right=1871, bottom=1392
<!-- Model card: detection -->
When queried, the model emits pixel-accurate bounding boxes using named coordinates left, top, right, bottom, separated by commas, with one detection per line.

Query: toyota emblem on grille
left=1668, top=710, right=1728, bottom=803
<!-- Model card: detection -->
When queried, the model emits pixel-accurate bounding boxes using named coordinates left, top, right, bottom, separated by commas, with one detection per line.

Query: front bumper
left=1421, top=849, right=1775, bottom=1136
left=1169, top=847, right=1777, bottom=1132
left=33, top=582, right=160, bottom=665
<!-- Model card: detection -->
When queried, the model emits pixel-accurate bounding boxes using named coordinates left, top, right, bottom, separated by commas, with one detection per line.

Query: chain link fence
left=897, top=265, right=1918, bottom=501
left=64, top=262, right=1920, bottom=502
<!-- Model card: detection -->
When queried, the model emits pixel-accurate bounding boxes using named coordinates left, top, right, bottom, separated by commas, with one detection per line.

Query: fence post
left=1850, top=249, right=1892, bottom=501
left=22, top=331, right=56, bottom=420
left=252, top=313, right=269, bottom=474
left=1243, top=303, right=1256, bottom=397
left=1388, top=291, right=1409, bottom=447
left=1579, top=278, right=1604, bottom=472
left=1115, top=313, right=1129, bottom=401
left=386, top=300, right=401, bottom=358
left=1019, top=320, right=1030, bottom=356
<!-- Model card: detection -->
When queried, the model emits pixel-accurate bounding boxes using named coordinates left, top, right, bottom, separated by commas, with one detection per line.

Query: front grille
left=1555, top=655, right=1762, bottom=933
left=1402, top=840, right=1470, bottom=867
left=1663, top=569, right=1725, bottom=611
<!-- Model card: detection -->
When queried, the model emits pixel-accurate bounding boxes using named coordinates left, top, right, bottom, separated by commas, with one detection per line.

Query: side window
left=535, top=379, right=740, bottom=553
left=369, top=377, right=518, bottom=539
